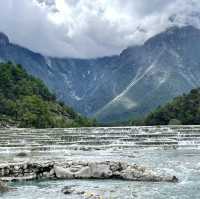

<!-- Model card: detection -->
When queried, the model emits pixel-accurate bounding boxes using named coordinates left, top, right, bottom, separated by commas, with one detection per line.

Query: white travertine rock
left=0, top=161, right=178, bottom=183
left=89, top=163, right=112, bottom=178
left=54, top=166, right=74, bottom=179
left=75, top=166, right=91, bottom=178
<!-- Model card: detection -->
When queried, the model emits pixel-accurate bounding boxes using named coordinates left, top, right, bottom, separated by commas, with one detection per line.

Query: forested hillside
left=0, top=62, right=96, bottom=128
left=135, top=88, right=200, bottom=126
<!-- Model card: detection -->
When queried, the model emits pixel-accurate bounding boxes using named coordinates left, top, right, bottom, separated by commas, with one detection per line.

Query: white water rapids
left=1, top=126, right=200, bottom=198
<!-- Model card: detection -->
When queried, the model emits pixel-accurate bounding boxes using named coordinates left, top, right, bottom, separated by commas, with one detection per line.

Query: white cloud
left=0, top=0, right=199, bottom=58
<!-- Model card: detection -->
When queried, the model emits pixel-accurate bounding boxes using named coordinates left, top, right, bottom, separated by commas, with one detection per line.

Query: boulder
left=54, top=166, right=74, bottom=179
left=16, top=152, right=28, bottom=157
left=55, top=163, right=113, bottom=179
left=89, top=162, right=112, bottom=178
left=119, top=165, right=178, bottom=182
left=61, top=185, right=85, bottom=195
left=61, top=185, right=75, bottom=195
left=75, top=166, right=91, bottom=178
left=0, top=161, right=178, bottom=183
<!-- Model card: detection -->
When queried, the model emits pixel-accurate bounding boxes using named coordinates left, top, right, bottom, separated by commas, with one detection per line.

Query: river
left=1, top=126, right=200, bottom=198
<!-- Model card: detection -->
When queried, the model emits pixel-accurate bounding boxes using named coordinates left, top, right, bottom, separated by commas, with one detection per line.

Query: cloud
left=0, top=0, right=199, bottom=58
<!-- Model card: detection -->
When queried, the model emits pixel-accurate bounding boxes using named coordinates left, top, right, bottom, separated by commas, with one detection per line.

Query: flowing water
left=1, top=126, right=200, bottom=198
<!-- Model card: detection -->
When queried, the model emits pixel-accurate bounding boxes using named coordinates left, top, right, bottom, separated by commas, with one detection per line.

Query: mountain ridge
left=0, top=26, right=200, bottom=122
left=95, top=25, right=200, bottom=121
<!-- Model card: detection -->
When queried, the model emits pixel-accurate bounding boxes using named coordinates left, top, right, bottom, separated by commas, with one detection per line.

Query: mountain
left=0, top=26, right=200, bottom=122
left=140, top=88, right=200, bottom=125
left=96, top=26, right=200, bottom=122
left=0, top=62, right=95, bottom=128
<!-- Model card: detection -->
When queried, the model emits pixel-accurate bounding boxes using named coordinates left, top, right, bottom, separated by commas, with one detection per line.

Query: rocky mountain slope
left=0, top=26, right=200, bottom=122
left=96, top=26, right=200, bottom=121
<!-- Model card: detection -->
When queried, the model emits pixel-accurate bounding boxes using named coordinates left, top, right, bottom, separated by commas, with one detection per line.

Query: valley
left=1, top=26, right=200, bottom=122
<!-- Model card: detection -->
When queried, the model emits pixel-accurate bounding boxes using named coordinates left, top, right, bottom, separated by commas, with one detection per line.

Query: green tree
left=0, top=62, right=96, bottom=128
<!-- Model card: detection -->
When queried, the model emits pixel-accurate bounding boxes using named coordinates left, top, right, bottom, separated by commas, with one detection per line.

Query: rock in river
left=0, top=161, right=178, bottom=183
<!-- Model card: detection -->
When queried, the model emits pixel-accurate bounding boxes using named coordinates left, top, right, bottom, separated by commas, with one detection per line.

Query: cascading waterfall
left=0, top=126, right=200, bottom=161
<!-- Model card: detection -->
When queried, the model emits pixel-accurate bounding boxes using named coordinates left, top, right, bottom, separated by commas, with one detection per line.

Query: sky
left=0, top=0, right=200, bottom=58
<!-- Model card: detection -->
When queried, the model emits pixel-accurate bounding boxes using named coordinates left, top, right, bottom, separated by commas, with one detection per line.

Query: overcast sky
left=0, top=0, right=200, bottom=58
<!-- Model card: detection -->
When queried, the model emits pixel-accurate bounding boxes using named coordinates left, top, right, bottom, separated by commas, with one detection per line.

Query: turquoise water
left=1, top=149, right=200, bottom=199
left=1, top=127, right=200, bottom=198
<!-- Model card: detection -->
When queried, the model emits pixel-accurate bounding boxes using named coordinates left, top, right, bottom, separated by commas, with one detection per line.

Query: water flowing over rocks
left=2, top=126, right=200, bottom=198
left=1, top=126, right=200, bottom=157
left=0, top=161, right=178, bottom=183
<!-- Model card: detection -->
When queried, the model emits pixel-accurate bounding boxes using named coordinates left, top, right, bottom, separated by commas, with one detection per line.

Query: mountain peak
left=164, top=25, right=200, bottom=35
left=120, top=26, right=200, bottom=57
left=143, top=25, right=200, bottom=49
left=0, top=32, right=9, bottom=47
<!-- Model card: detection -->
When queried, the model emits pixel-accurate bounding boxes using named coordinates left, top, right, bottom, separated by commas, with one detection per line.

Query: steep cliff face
left=1, top=26, right=200, bottom=122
